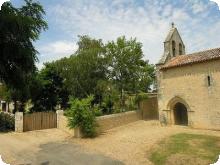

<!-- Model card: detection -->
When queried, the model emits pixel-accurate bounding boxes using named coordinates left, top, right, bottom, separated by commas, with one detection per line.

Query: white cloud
left=36, top=41, right=78, bottom=68
left=0, top=0, right=9, bottom=10
left=211, top=0, right=220, bottom=10
left=47, top=0, right=220, bottom=64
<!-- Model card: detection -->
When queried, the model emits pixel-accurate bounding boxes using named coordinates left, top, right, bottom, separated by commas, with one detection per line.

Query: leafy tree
left=0, top=0, right=47, bottom=111
left=106, top=36, right=154, bottom=106
left=0, top=84, right=11, bottom=102
left=0, top=83, right=31, bottom=113
left=55, top=36, right=108, bottom=100
left=30, top=63, right=69, bottom=112
left=48, top=36, right=155, bottom=112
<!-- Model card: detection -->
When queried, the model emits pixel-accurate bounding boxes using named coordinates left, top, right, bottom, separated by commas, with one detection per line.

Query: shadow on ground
left=30, top=141, right=123, bottom=165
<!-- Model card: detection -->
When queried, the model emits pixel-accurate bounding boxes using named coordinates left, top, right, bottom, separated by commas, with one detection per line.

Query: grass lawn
left=149, top=133, right=220, bottom=165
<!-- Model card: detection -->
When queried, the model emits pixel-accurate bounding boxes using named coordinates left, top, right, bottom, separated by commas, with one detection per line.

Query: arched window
left=172, top=41, right=176, bottom=57
left=179, top=43, right=183, bottom=55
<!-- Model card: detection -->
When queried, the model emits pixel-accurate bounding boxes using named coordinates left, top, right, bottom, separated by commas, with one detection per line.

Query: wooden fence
left=23, top=112, right=57, bottom=132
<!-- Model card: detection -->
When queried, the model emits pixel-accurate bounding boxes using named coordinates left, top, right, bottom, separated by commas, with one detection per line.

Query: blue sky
left=9, top=0, right=220, bottom=68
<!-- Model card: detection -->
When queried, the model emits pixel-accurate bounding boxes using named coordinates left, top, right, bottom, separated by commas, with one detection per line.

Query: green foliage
left=150, top=133, right=220, bottom=165
left=127, top=95, right=137, bottom=110
left=30, top=63, right=69, bottom=112
left=93, top=105, right=103, bottom=116
left=52, top=36, right=155, bottom=108
left=30, top=35, right=155, bottom=114
left=0, top=0, right=47, bottom=112
left=0, top=112, right=15, bottom=132
left=134, top=93, right=148, bottom=105
left=0, top=0, right=47, bottom=88
left=66, top=95, right=97, bottom=137
left=99, top=87, right=119, bottom=114
left=106, top=36, right=155, bottom=107
left=0, top=84, right=11, bottom=102
left=54, top=35, right=107, bottom=99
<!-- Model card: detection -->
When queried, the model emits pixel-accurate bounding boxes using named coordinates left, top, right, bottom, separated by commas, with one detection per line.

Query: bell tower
left=158, top=23, right=186, bottom=65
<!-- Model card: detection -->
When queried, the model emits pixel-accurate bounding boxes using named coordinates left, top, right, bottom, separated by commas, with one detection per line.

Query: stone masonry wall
left=57, top=110, right=142, bottom=135
left=140, top=96, right=159, bottom=120
left=158, top=59, right=220, bottom=130
left=96, top=111, right=142, bottom=132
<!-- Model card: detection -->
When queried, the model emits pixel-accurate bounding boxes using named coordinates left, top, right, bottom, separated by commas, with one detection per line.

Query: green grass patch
left=149, top=133, right=220, bottom=165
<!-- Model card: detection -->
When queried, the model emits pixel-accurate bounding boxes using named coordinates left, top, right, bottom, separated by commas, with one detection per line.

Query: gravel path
left=0, top=129, right=123, bottom=165
left=0, top=120, right=219, bottom=165
left=73, top=120, right=220, bottom=165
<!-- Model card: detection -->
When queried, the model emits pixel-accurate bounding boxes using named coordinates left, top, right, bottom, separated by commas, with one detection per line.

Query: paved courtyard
left=0, top=120, right=219, bottom=165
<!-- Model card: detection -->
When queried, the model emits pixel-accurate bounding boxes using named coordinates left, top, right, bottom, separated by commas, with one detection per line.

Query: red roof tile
left=161, top=48, right=220, bottom=70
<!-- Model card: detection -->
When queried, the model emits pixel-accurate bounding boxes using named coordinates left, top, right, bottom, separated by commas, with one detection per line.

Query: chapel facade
left=156, top=24, right=220, bottom=130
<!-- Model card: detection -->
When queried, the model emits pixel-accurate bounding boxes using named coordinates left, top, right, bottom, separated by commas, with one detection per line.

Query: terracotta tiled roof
left=161, top=47, right=220, bottom=70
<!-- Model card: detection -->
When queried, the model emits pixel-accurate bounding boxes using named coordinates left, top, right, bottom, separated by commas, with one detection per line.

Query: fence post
left=56, top=110, right=64, bottom=129
left=15, top=112, right=23, bottom=132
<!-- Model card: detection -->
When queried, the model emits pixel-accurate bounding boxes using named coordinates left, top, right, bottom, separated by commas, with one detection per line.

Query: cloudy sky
left=10, top=0, right=220, bottom=68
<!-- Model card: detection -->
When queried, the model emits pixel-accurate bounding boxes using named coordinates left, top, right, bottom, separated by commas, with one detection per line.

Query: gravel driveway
left=73, top=120, right=220, bottom=165
left=0, top=129, right=123, bottom=165
left=0, top=120, right=219, bottom=165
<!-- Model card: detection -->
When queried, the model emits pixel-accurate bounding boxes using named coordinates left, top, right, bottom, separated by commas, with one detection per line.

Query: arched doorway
left=173, top=102, right=188, bottom=125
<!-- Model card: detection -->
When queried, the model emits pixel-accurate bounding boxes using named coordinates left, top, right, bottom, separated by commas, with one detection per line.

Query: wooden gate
left=23, top=112, right=57, bottom=132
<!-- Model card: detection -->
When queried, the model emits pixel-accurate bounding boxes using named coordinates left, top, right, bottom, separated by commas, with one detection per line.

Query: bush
left=65, top=95, right=97, bottom=137
left=93, top=105, right=103, bottom=116
left=0, top=112, right=15, bottom=132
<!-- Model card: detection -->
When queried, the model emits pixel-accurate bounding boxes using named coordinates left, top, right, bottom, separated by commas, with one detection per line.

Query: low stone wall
left=96, top=111, right=142, bottom=132
left=56, top=110, right=142, bottom=136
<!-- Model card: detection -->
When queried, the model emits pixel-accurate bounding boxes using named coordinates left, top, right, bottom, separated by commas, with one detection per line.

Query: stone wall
left=96, top=111, right=142, bottom=132
left=157, top=59, right=220, bottom=130
left=140, top=96, right=159, bottom=120
left=56, top=110, right=142, bottom=136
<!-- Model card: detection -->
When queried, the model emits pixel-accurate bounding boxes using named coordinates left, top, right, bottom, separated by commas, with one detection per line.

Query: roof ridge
left=186, top=47, right=220, bottom=56
left=161, top=47, right=220, bottom=70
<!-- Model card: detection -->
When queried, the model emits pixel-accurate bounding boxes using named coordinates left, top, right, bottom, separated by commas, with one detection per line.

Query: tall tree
left=0, top=0, right=47, bottom=111
left=106, top=36, right=155, bottom=105
left=56, top=35, right=108, bottom=100
left=30, top=63, right=69, bottom=112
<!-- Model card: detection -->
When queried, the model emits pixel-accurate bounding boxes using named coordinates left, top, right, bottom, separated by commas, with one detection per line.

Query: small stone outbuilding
left=157, top=24, right=220, bottom=130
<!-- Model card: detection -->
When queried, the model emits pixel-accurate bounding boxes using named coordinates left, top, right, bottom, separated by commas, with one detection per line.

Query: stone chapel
left=156, top=24, right=220, bottom=130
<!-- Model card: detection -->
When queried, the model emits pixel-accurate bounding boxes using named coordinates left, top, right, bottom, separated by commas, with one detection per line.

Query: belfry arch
left=167, top=97, right=190, bottom=126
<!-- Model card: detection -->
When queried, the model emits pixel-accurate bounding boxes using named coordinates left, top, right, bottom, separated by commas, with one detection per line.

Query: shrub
left=65, top=95, right=97, bottom=137
left=100, top=90, right=119, bottom=115
left=93, top=105, right=103, bottom=116
left=0, top=112, right=15, bottom=132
